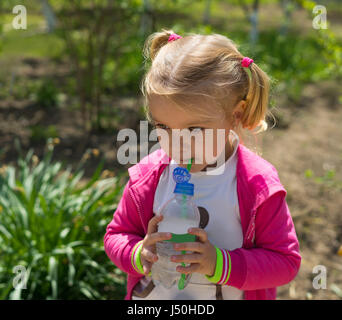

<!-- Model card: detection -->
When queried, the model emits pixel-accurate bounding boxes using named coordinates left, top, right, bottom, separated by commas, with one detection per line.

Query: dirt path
left=256, top=80, right=342, bottom=299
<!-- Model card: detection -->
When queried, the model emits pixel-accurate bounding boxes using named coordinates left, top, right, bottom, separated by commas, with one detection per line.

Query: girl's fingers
left=143, top=260, right=152, bottom=275
left=171, top=253, right=201, bottom=264
left=148, top=232, right=172, bottom=245
left=142, top=249, right=158, bottom=263
left=147, top=214, right=163, bottom=234
left=173, top=241, right=204, bottom=253
left=188, top=228, right=208, bottom=243
left=176, top=263, right=200, bottom=274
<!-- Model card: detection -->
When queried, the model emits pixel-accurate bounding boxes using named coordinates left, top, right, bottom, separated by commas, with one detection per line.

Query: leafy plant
left=0, top=138, right=127, bottom=299
left=236, top=27, right=341, bottom=102
left=304, top=168, right=342, bottom=197
left=330, top=284, right=342, bottom=299
left=35, top=80, right=59, bottom=108
left=52, top=0, right=140, bottom=132
left=29, top=125, right=59, bottom=143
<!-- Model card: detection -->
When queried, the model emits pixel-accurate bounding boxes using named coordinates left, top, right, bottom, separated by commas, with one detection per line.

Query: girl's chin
left=175, top=162, right=190, bottom=167
left=175, top=162, right=207, bottom=172
left=172, top=157, right=193, bottom=164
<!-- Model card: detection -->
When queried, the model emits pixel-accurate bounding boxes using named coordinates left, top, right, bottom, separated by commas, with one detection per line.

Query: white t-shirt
left=132, top=129, right=244, bottom=300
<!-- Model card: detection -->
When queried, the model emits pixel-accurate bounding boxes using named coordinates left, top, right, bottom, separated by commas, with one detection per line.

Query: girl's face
left=148, top=95, right=245, bottom=173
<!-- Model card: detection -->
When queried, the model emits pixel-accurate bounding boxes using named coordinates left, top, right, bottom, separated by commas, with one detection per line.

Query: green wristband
left=131, top=240, right=152, bottom=276
left=135, top=241, right=144, bottom=274
left=205, top=246, right=223, bottom=284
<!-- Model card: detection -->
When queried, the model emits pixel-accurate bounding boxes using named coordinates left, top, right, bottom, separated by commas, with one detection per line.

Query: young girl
left=104, top=29, right=301, bottom=300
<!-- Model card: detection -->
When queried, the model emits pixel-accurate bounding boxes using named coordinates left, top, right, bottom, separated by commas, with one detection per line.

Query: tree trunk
left=203, top=0, right=212, bottom=25
left=249, top=0, right=259, bottom=45
left=41, top=0, right=57, bottom=32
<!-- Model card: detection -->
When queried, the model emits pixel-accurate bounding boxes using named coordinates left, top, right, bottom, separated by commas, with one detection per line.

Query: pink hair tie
left=168, top=33, right=182, bottom=42
left=241, top=57, right=254, bottom=68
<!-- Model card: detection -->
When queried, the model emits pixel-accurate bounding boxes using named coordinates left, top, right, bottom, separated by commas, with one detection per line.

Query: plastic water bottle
left=151, top=166, right=200, bottom=290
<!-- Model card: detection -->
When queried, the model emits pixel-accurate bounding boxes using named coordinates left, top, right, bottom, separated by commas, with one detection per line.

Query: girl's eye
left=188, top=127, right=204, bottom=133
left=153, top=124, right=203, bottom=132
left=154, top=124, right=170, bottom=130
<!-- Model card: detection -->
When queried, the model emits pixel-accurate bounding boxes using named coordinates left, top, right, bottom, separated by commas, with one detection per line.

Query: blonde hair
left=140, top=28, right=273, bottom=150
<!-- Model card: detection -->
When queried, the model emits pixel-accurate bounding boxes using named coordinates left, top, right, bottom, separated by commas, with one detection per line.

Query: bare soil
left=259, top=81, right=342, bottom=300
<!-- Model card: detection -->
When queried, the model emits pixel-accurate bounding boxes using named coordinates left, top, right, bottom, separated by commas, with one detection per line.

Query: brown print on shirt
left=198, top=206, right=209, bottom=229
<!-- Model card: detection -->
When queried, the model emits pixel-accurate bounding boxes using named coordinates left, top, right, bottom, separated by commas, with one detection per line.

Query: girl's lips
left=180, top=156, right=193, bottom=162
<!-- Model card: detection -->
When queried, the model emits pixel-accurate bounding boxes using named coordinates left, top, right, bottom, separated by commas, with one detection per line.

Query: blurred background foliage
left=0, top=0, right=341, bottom=132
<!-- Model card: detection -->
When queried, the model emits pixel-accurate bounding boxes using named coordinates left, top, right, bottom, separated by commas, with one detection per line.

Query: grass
left=1, top=13, right=64, bottom=60
left=1, top=30, right=64, bottom=59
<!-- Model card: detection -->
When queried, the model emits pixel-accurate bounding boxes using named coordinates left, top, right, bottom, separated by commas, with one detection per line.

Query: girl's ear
left=232, top=100, right=246, bottom=127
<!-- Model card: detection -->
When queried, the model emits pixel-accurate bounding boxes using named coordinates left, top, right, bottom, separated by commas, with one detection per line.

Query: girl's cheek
left=203, top=142, right=217, bottom=164
left=203, top=133, right=227, bottom=164
left=157, top=131, right=172, bottom=156
left=191, top=140, right=205, bottom=164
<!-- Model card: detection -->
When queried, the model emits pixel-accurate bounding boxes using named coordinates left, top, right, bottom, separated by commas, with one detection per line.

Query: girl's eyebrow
left=151, top=117, right=210, bottom=126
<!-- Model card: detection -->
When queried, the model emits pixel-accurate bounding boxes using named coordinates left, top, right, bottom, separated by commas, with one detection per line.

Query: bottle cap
left=173, top=167, right=191, bottom=183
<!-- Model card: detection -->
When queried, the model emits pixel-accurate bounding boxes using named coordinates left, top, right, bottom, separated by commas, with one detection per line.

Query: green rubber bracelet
left=205, top=246, right=223, bottom=283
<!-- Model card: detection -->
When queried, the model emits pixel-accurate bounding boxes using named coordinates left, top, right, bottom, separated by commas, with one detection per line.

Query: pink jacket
left=104, top=144, right=301, bottom=300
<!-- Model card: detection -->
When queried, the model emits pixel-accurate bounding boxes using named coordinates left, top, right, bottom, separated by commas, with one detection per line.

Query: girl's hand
left=170, top=228, right=217, bottom=277
left=140, top=214, right=172, bottom=276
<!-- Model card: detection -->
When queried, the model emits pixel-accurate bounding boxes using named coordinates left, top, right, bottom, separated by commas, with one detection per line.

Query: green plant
left=330, top=284, right=342, bottom=299
left=0, top=138, right=127, bottom=299
left=29, top=125, right=59, bottom=143
left=304, top=168, right=342, bottom=192
left=35, top=80, right=59, bottom=108
left=240, top=29, right=339, bottom=102
left=53, top=0, right=140, bottom=132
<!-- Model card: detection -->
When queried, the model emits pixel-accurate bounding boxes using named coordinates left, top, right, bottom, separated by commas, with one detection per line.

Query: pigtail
left=241, top=62, right=270, bottom=134
left=141, top=28, right=180, bottom=100
left=142, top=28, right=177, bottom=62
